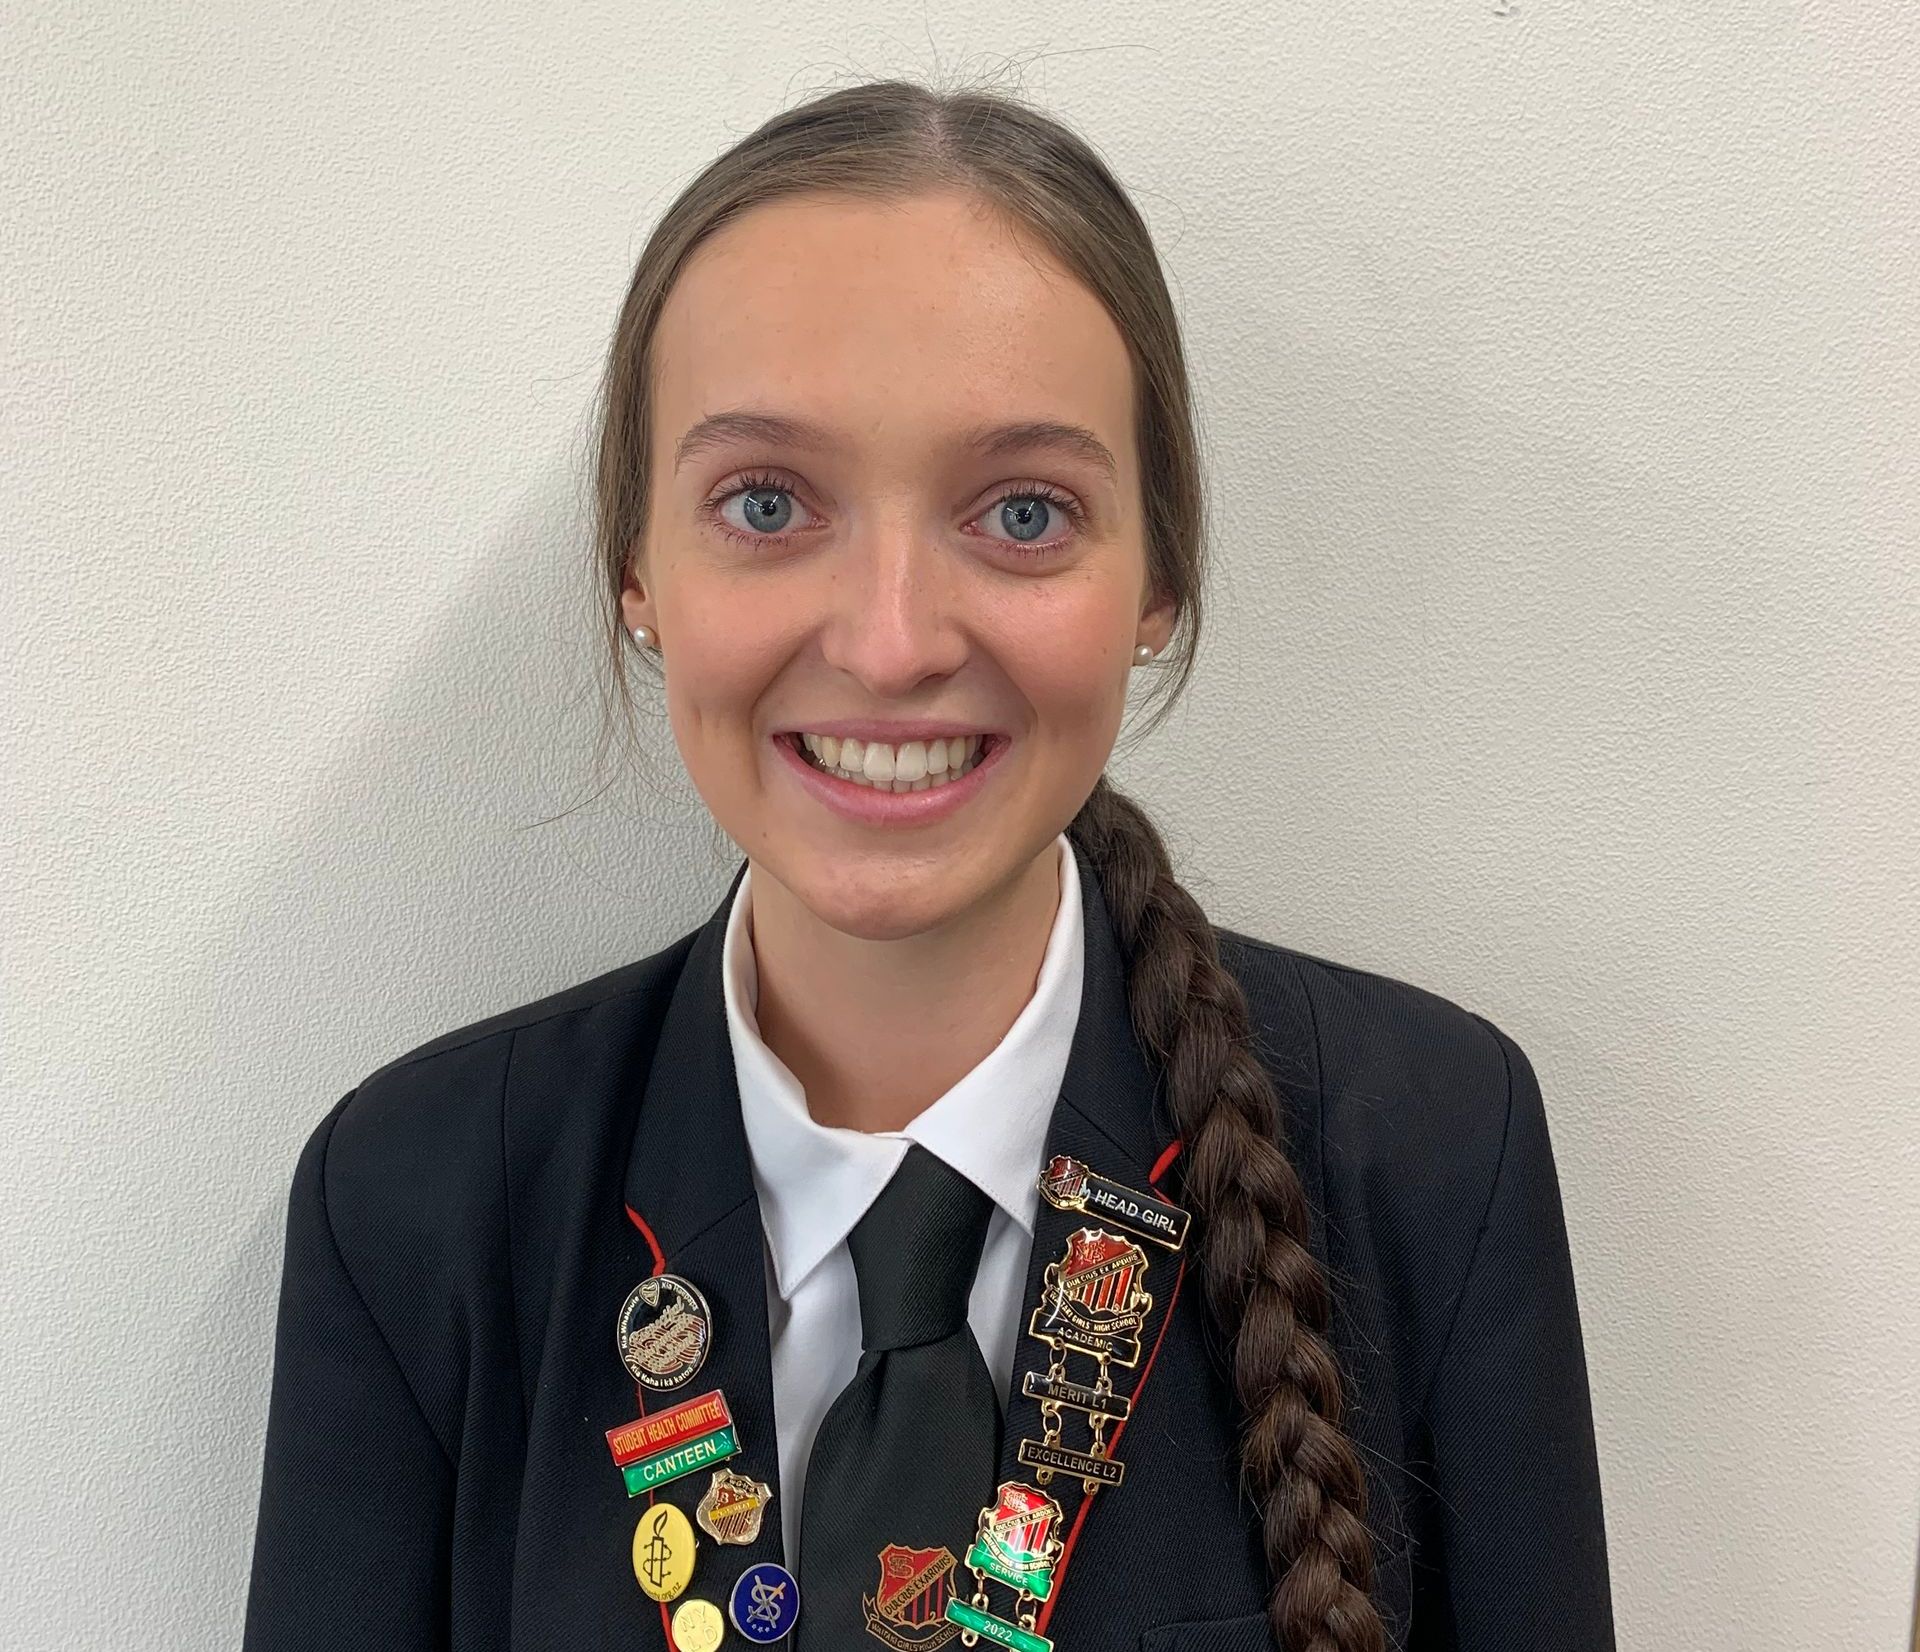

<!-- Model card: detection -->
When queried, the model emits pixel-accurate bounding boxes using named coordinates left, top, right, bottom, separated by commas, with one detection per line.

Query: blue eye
left=698, top=471, right=1084, bottom=555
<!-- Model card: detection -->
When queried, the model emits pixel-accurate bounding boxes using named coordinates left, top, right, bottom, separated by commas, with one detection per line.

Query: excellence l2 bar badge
left=863, top=1544, right=959, bottom=1649
left=1037, top=1155, right=1189, bottom=1251
left=617, top=1273, right=713, bottom=1390
left=605, top=1388, right=739, bottom=1496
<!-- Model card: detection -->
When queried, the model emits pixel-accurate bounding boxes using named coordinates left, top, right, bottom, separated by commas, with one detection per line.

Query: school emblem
left=617, top=1273, right=713, bottom=1390
left=967, top=1482, right=1062, bottom=1602
left=696, top=1468, right=771, bottom=1546
left=1028, top=1227, right=1153, bottom=1367
left=862, top=1544, right=959, bottom=1649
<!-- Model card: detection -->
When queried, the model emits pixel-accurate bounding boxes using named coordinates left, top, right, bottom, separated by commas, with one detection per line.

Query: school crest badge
left=862, top=1544, right=958, bottom=1649
left=1028, top=1227, right=1153, bottom=1367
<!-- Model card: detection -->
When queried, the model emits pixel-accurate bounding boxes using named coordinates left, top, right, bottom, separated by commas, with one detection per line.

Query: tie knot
left=846, top=1145, right=995, bottom=1351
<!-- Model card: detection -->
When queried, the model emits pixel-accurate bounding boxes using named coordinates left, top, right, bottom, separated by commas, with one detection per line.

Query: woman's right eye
left=702, top=473, right=812, bottom=543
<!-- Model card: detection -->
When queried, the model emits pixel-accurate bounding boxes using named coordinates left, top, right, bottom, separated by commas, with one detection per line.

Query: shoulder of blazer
left=283, top=924, right=706, bottom=1435
left=1211, top=925, right=1535, bottom=1367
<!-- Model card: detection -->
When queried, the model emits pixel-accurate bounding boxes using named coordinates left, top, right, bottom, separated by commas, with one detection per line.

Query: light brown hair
left=587, top=76, right=1384, bottom=1651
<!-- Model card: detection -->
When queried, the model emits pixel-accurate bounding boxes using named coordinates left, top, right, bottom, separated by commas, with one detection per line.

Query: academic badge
left=863, top=1544, right=959, bottom=1649
left=729, top=1560, right=801, bottom=1643
left=942, top=1482, right=1061, bottom=1652
left=616, top=1272, right=713, bottom=1390
left=1021, top=1226, right=1154, bottom=1493
left=1037, top=1154, right=1190, bottom=1251
left=670, top=1597, right=726, bottom=1652
left=631, top=1501, right=697, bottom=1603
left=696, top=1467, right=771, bottom=1546
left=605, top=1388, right=740, bottom=1497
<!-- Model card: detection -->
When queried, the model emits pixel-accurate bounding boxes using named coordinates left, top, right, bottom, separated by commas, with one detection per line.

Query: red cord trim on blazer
left=1034, top=1143, right=1187, bottom=1636
left=1148, top=1138, right=1183, bottom=1184
left=624, top=1203, right=668, bottom=1278
left=622, top=1210, right=673, bottom=1639
left=625, top=1378, right=679, bottom=1649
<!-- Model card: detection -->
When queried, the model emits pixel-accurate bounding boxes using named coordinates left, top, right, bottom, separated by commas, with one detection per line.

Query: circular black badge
left=616, top=1273, right=713, bottom=1391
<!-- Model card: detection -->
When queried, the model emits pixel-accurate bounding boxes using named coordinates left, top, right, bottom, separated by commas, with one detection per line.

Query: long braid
left=1070, top=775, right=1385, bottom=1652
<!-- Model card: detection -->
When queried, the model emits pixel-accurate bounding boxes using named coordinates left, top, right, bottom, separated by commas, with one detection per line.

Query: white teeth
left=794, top=731, right=987, bottom=789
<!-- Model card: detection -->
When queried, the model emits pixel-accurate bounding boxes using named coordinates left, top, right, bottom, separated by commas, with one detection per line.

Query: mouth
left=771, top=730, right=1011, bottom=824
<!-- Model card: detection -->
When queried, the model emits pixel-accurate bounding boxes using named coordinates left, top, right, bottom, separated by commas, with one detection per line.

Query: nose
left=815, top=510, right=969, bottom=697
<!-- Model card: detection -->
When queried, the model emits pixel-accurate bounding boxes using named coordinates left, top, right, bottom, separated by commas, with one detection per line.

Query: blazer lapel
left=615, top=863, right=793, bottom=1639
left=986, top=837, right=1191, bottom=1640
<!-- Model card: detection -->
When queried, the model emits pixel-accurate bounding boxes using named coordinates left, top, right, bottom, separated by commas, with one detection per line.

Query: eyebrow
left=672, top=408, right=1120, bottom=487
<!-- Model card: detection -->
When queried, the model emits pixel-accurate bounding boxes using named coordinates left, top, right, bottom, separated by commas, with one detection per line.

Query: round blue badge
left=728, top=1561, right=800, bottom=1643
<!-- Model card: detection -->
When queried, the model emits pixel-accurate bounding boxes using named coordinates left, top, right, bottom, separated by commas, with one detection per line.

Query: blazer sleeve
left=1412, top=1018, right=1616, bottom=1650
left=243, top=1090, right=454, bottom=1650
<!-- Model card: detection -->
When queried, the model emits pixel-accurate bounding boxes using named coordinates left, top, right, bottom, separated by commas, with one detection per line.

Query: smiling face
left=623, top=188, right=1175, bottom=942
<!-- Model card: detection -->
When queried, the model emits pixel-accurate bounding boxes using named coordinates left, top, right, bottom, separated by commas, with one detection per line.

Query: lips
left=771, top=730, right=1009, bottom=826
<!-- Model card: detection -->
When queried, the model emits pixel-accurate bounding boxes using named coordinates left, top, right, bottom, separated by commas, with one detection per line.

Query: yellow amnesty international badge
left=696, top=1467, right=771, bottom=1546
left=631, top=1501, right=697, bottom=1602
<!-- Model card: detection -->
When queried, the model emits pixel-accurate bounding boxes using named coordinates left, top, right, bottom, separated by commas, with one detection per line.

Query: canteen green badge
left=729, top=1560, right=800, bottom=1643
left=604, top=1389, right=740, bottom=1496
left=617, top=1272, right=713, bottom=1390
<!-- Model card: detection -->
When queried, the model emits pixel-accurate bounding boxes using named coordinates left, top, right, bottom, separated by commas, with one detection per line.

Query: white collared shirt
left=721, top=832, right=1084, bottom=1571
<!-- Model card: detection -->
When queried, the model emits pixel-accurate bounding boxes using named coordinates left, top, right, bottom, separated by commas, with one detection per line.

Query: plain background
left=4, top=4, right=1915, bottom=1648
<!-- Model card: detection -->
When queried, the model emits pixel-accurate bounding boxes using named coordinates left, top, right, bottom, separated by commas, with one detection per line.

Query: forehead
left=649, top=190, right=1135, bottom=468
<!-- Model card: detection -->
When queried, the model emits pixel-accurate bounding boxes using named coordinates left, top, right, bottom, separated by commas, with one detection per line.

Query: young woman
left=245, top=79, right=1613, bottom=1652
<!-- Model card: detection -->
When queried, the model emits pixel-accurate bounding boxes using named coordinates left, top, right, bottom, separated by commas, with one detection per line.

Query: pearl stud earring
left=631, top=625, right=655, bottom=649
left=1133, top=644, right=1157, bottom=666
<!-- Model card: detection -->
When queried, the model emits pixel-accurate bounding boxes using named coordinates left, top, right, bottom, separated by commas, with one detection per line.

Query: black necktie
left=795, top=1144, right=1003, bottom=1649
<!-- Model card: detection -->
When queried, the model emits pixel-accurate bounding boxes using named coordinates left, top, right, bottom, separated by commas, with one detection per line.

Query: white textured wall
left=5, top=4, right=1915, bottom=1647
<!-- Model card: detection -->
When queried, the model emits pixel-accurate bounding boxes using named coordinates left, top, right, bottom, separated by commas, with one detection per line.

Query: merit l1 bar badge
left=1036, top=1155, right=1189, bottom=1251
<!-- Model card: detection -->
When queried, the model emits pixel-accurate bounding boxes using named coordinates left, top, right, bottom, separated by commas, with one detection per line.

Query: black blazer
left=244, top=839, right=1614, bottom=1651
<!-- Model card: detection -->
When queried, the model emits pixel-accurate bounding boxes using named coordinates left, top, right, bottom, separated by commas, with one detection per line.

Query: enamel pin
left=864, top=1544, right=959, bottom=1649
left=944, top=1482, right=1062, bottom=1652
left=696, top=1467, right=771, bottom=1546
left=604, top=1388, right=739, bottom=1497
left=631, top=1501, right=697, bottom=1603
left=1020, top=1227, right=1155, bottom=1493
left=616, top=1273, right=713, bottom=1390
left=670, top=1598, right=727, bottom=1652
left=729, top=1561, right=801, bottom=1643
left=1027, top=1228, right=1153, bottom=1368
left=1037, top=1155, right=1189, bottom=1251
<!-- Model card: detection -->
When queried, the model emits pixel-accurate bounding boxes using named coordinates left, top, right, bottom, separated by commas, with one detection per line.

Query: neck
left=745, top=840, right=1064, bottom=1133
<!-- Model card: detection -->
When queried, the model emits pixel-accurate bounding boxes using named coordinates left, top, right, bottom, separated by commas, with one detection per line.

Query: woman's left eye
left=699, top=473, right=1084, bottom=554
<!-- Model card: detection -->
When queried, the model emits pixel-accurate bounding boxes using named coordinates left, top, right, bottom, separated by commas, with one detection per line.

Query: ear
left=1136, top=586, right=1178, bottom=657
left=618, top=560, right=658, bottom=637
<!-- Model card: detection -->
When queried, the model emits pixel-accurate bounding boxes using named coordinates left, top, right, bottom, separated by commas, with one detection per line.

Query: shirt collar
left=723, top=833, right=1084, bottom=1303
